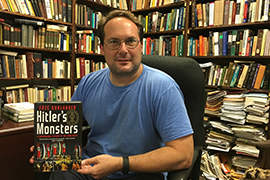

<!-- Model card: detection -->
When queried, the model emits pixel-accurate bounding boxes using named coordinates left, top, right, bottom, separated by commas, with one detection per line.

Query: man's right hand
left=29, top=145, right=34, bottom=164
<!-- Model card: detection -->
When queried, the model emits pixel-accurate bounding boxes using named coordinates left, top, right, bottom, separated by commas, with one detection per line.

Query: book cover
left=196, top=3, right=203, bottom=27
left=33, top=52, right=42, bottom=78
left=229, top=64, right=241, bottom=87
left=34, top=101, right=82, bottom=172
left=254, top=64, right=266, bottom=89
left=261, top=63, right=270, bottom=89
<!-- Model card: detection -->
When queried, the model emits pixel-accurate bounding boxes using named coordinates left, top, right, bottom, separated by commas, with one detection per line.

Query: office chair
left=141, top=55, right=207, bottom=180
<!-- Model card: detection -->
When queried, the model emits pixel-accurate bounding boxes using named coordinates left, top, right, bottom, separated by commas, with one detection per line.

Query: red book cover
left=245, top=37, right=251, bottom=56
left=83, top=34, right=86, bottom=53
left=231, top=2, right=237, bottom=24
left=34, top=101, right=82, bottom=172
left=80, top=57, right=85, bottom=78
left=25, top=52, right=34, bottom=78
left=146, top=37, right=151, bottom=55
left=24, top=88, right=28, bottom=102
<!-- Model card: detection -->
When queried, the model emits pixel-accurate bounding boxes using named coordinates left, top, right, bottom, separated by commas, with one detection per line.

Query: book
left=255, top=29, right=265, bottom=56
left=237, top=64, right=249, bottom=88
left=33, top=101, right=82, bottom=172
left=25, top=52, right=34, bottom=78
left=33, top=52, right=42, bottom=78
left=254, top=64, right=266, bottom=89
left=14, top=18, right=44, bottom=26
left=4, top=102, right=34, bottom=114
left=262, top=63, right=270, bottom=89
left=229, top=64, right=241, bottom=87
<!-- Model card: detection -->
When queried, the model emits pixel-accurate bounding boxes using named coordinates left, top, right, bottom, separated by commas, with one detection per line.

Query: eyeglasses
left=104, top=38, right=140, bottom=50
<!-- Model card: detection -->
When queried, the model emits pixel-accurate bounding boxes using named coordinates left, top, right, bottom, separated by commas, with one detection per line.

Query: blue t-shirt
left=71, top=64, right=193, bottom=179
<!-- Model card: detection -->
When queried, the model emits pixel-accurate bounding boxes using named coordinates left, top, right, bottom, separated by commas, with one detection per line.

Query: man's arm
left=78, top=134, right=193, bottom=179
left=129, top=134, right=194, bottom=172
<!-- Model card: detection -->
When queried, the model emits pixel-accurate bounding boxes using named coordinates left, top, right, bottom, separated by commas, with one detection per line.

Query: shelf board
left=0, top=10, right=72, bottom=26
left=205, top=85, right=270, bottom=93
left=0, top=45, right=71, bottom=53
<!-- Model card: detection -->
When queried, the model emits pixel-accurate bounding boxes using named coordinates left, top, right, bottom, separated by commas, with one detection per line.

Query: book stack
left=205, top=90, right=227, bottom=116
left=205, top=120, right=235, bottom=152
left=219, top=93, right=246, bottom=125
left=203, top=91, right=269, bottom=175
left=245, top=93, right=269, bottom=125
left=230, top=123, right=264, bottom=171
left=200, top=150, right=229, bottom=179
left=2, top=102, right=34, bottom=123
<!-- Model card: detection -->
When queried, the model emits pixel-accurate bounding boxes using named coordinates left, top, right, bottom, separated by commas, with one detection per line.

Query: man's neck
left=110, top=64, right=144, bottom=87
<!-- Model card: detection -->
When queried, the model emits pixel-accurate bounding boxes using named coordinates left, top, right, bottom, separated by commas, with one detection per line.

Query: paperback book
left=34, top=101, right=83, bottom=172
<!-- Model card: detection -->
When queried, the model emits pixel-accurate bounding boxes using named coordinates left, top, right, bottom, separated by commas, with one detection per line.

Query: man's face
left=100, top=17, right=142, bottom=77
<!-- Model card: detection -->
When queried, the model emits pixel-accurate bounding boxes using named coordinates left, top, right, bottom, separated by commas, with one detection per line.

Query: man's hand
left=77, top=154, right=122, bottom=180
left=29, top=145, right=35, bottom=164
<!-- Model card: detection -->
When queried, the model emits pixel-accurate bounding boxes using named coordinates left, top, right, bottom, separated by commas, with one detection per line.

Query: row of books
left=138, top=7, right=186, bottom=33
left=1, top=84, right=71, bottom=105
left=75, top=4, right=101, bottom=28
left=75, top=57, right=108, bottom=79
left=0, top=50, right=70, bottom=79
left=130, top=0, right=182, bottom=10
left=0, top=0, right=72, bottom=22
left=187, top=28, right=270, bottom=57
left=75, top=30, right=100, bottom=54
left=142, top=34, right=184, bottom=56
left=192, top=0, right=269, bottom=28
left=1, top=19, right=71, bottom=51
left=201, top=61, right=270, bottom=90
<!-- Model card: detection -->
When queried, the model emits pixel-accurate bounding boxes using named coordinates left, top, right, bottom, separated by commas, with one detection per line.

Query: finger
left=29, top=155, right=34, bottom=164
left=81, top=158, right=96, bottom=166
left=77, top=164, right=93, bottom=174
left=30, top=145, right=34, bottom=152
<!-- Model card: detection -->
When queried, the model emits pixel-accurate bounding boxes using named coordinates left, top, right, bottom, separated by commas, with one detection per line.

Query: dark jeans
left=35, top=171, right=164, bottom=180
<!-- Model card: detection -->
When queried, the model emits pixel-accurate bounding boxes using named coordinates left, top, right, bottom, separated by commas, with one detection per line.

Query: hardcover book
left=34, top=101, right=83, bottom=172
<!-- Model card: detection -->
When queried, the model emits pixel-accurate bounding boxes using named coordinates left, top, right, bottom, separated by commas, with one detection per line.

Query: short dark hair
left=98, top=10, right=144, bottom=46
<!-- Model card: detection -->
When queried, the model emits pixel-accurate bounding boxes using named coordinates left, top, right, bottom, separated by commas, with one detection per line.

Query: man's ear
left=100, top=43, right=104, bottom=55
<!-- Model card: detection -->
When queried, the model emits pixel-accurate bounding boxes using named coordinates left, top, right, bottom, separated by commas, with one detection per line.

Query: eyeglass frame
left=104, top=38, right=141, bottom=50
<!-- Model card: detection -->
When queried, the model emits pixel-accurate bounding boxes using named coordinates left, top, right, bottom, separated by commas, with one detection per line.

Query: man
left=30, top=10, right=194, bottom=180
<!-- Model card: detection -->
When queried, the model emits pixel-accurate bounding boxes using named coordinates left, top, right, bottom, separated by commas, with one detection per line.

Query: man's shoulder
left=143, top=64, right=175, bottom=83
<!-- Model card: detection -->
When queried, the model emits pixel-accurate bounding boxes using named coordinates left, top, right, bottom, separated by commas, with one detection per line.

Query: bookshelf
left=0, top=0, right=118, bottom=104
left=185, top=0, right=270, bottom=178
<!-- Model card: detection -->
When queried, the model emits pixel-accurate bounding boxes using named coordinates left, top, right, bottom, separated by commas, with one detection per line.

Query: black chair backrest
left=141, top=55, right=206, bottom=150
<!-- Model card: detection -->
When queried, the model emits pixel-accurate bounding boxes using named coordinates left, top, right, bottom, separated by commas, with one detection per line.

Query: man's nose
left=118, top=42, right=128, bottom=52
